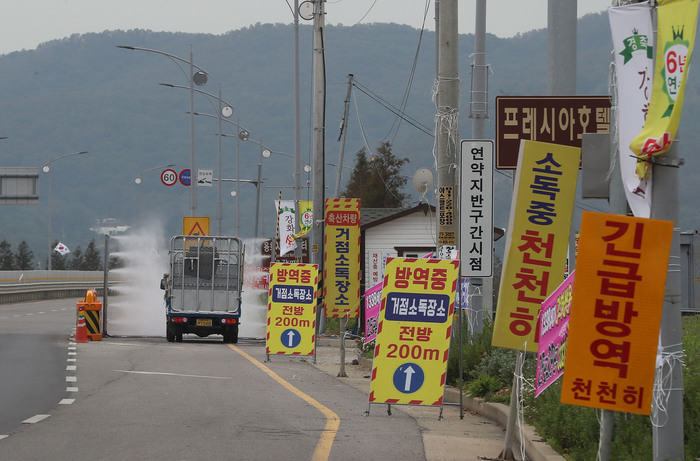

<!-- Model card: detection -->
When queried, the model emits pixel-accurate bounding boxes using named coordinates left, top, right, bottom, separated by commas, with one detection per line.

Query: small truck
left=162, top=235, right=244, bottom=343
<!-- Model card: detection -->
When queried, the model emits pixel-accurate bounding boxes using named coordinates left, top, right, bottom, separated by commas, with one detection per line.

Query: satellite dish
left=412, top=167, right=434, bottom=194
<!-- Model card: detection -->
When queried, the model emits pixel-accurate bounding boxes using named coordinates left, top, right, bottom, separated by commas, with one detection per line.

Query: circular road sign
left=161, top=168, right=178, bottom=186
left=179, top=169, right=191, bottom=186
left=393, top=363, right=425, bottom=394
left=281, top=329, right=302, bottom=348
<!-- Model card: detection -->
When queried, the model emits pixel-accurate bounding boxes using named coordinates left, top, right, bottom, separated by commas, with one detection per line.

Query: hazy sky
left=0, top=0, right=611, bottom=56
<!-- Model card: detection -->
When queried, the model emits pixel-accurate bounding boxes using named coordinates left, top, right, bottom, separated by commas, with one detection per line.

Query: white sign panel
left=460, top=140, right=494, bottom=277
left=197, top=169, right=213, bottom=187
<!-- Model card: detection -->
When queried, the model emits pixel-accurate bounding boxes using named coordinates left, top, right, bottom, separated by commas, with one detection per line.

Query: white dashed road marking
left=22, top=415, right=50, bottom=424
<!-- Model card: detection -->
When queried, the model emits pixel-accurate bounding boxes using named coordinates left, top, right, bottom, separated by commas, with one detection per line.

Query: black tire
left=166, top=324, right=175, bottom=342
left=175, top=331, right=183, bottom=342
left=231, top=325, right=239, bottom=344
left=223, top=325, right=238, bottom=344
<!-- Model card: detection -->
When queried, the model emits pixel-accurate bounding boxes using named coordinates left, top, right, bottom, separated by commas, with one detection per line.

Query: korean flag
left=54, top=242, right=70, bottom=256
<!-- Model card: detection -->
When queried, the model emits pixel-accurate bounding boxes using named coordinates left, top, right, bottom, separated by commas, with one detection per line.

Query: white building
left=361, top=204, right=437, bottom=291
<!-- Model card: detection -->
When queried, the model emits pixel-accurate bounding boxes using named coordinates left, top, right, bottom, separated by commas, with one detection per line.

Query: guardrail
left=0, top=270, right=120, bottom=304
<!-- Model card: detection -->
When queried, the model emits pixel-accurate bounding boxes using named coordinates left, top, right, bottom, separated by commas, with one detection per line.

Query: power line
left=352, top=79, right=434, bottom=137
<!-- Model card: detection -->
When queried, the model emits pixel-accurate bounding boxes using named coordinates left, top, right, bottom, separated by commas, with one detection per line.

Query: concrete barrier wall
left=0, top=270, right=119, bottom=304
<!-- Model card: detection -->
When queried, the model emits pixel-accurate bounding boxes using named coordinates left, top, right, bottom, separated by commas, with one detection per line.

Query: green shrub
left=471, top=346, right=520, bottom=388
left=682, top=314, right=700, bottom=457
left=468, top=375, right=503, bottom=398
left=323, top=317, right=357, bottom=336
left=446, top=314, right=494, bottom=386
left=355, top=338, right=375, bottom=360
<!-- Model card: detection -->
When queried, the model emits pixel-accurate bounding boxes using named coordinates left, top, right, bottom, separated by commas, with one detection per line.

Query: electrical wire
left=386, top=0, right=433, bottom=143
left=352, top=80, right=435, bottom=137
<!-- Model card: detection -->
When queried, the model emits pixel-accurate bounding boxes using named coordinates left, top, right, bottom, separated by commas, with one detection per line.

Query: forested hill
left=0, top=11, right=698, bottom=263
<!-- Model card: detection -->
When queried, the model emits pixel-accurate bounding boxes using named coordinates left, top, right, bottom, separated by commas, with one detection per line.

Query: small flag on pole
left=54, top=242, right=70, bottom=255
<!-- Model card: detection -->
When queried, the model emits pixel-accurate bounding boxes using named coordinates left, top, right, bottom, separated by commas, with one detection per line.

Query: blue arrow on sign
left=393, top=363, right=425, bottom=394
left=281, top=329, right=301, bottom=348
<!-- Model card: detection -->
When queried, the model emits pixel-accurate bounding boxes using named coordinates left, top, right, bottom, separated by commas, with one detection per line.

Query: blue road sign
left=179, top=169, right=191, bottom=186
left=392, top=363, right=425, bottom=394
left=281, top=328, right=301, bottom=348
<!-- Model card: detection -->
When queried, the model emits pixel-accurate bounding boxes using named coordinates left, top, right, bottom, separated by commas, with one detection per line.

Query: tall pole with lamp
left=116, top=45, right=208, bottom=216
left=42, top=150, right=89, bottom=271
left=161, top=83, right=235, bottom=234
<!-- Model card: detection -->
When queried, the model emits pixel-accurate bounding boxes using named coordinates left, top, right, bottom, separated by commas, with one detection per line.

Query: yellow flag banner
left=629, top=0, right=698, bottom=178
left=493, top=140, right=580, bottom=353
left=293, top=200, right=313, bottom=240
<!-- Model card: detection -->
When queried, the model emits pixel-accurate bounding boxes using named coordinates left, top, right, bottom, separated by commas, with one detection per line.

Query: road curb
left=443, top=387, right=565, bottom=461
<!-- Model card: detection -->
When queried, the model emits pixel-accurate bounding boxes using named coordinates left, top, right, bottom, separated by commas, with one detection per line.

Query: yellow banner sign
left=493, top=140, right=580, bottom=352
left=324, top=198, right=361, bottom=318
left=561, top=212, right=672, bottom=415
left=630, top=0, right=699, bottom=178
left=266, top=263, right=318, bottom=356
left=369, top=257, right=459, bottom=406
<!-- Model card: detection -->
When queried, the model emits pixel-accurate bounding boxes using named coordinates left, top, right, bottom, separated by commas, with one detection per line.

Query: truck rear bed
left=164, top=236, right=244, bottom=343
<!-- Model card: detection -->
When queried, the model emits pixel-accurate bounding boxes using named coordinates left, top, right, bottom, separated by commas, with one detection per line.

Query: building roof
left=361, top=203, right=506, bottom=241
left=361, top=203, right=435, bottom=230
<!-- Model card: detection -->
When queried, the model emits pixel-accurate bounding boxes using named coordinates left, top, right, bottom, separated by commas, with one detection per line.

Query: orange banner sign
left=560, top=211, right=673, bottom=415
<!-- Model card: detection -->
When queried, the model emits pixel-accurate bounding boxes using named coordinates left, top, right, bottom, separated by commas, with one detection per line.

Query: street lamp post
left=161, top=83, right=235, bottom=235
left=217, top=175, right=265, bottom=238
left=192, top=112, right=251, bottom=236
left=134, top=163, right=176, bottom=221
left=42, top=151, right=88, bottom=271
left=117, top=45, right=208, bottom=216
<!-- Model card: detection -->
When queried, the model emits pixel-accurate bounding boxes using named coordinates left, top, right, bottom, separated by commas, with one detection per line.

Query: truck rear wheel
left=223, top=325, right=239, bottom=344
left=166, top=324, right=175, bottom=342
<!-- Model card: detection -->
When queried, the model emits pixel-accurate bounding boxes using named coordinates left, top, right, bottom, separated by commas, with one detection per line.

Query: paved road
left=0, top=333, right=425, bottom=460
left=0, top=299, right=75, bottom=436
left=0, top=298, right=556, bottom=460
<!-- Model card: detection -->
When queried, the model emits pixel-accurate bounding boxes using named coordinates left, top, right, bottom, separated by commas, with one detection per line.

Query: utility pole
left=293, top=0, right=304, bottom=262
left=468, top=0, right=488, bottom=334
left=311, top=0, right=326, bottom=333
left=652, top=146, right=685, bottom=460
left=335, top=74, right=353, bottom=198
left=435, top=0, right=459, bottom=261
left=547, top=0, right=577, bottom=95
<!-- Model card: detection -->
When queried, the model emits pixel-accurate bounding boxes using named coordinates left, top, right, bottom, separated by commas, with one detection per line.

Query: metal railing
left=0, top=270, right=120, bottom=304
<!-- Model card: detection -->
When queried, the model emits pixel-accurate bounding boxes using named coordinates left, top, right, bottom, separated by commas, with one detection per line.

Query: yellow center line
left=227, top=344, right=340, bottom=461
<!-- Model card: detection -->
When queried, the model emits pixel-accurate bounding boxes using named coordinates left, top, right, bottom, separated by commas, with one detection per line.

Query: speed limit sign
left=161, top=168, right=178, bottom=186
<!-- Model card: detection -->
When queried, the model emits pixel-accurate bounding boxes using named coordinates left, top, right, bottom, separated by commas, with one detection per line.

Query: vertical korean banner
left=276, top=200, right=297, bottom=256
left=266, top=263, right=318, bottom=356
left=535, top=271, right=574, bottom=397
left=364, top=281, right=383, bottom=342
left=630, top=0, right=698, bottom=173
left=493, top=140, right=580, bottom=353
left=295, top=200, right=313, bottom=240
left=609, top=1, right=654, bottom=218
left=324, top=198, right=361, bottom=318
left=369, top=258, right=459, bottom=406
left=561, top=212, right=672, bottom=415
left=460, top=140, right=494, bottom=277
